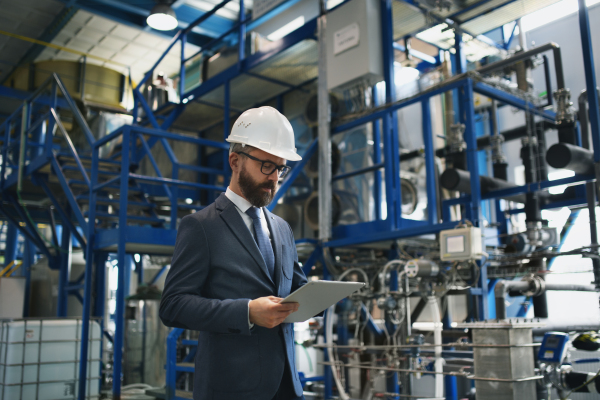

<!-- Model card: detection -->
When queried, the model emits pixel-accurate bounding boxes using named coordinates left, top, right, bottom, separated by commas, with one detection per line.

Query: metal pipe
left=546, top=142, right=595, bottom=175
left=476, top=42, right=565, bottom=90
left=317, top=8, right=331, bottom=240
left=563, top=369, right=600, bottom=393
left=495, top=279, right=597, bottom=319
left=440, top=168, right=527, bottom=203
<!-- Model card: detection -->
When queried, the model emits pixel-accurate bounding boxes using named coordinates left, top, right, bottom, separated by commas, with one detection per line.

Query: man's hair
left=229, top=142, right=257, bottom=156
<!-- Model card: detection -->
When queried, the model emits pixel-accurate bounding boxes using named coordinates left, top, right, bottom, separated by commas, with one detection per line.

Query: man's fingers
left=273, top=302, right=299, bottom=311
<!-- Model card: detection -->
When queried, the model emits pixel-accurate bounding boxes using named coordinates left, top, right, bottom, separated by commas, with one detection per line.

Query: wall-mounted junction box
left=326, top=0, right=383, bottom=90
left=440, top=227, right=483, bottom=261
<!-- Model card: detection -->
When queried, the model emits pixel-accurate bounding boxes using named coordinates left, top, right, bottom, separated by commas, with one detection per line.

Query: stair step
left=175, top=362, right=195, bottom=372
left=84, top=211, right=165, bottom=225
left=62, top=166, right=119, bottom=176
left=57, top=151, right=121, bottom=167
left=76, top=195, right=156, bottom=208
left=69, top=180, right=143, bottom=193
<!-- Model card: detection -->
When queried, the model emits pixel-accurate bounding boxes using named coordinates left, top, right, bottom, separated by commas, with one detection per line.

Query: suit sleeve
left=159, top=214, right=251, bottom=335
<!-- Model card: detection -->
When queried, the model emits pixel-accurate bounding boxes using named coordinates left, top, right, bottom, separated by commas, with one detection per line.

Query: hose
left=324, top=266, right=370, bottom=400
left=325, top=305, right=350, bottom=400
left=119, top=383, right=161, bottom=400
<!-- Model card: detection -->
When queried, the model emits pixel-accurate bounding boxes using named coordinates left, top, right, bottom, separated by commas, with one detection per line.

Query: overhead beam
left=57, top=0, right=233, bottom=42
left=0, top=5, right=78, bottom=85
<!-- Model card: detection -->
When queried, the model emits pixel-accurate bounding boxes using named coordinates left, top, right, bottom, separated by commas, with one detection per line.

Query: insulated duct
left=440, top=168, right=527, bottom=203
left=546, top=143, right=595, bottom=175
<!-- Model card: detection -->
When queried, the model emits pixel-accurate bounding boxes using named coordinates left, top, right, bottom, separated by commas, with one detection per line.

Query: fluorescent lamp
left=267, top=16, right=305, bottom=41
left=147, top=3, right=178, bottom=31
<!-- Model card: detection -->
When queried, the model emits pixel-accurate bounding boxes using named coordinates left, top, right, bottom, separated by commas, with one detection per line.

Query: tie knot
left=245, top=206, right=261, bottom=220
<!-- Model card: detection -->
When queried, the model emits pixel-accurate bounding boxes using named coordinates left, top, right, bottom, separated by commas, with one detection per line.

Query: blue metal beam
left=0, top=86, right=69, bottom=109
left=578, top=0, right=600, bottom=161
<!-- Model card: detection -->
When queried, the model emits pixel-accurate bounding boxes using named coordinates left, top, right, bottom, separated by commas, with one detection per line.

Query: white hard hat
left=226, top=106, right=302, bottom=161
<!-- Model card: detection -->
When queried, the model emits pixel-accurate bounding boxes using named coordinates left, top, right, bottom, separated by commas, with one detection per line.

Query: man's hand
left=249, top=296, right=299, bottom=329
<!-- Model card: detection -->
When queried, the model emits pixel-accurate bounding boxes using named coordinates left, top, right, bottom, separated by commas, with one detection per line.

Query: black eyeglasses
left=236, top=152, right=291, bottom=179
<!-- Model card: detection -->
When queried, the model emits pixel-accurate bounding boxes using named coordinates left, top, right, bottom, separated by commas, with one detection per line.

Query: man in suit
left=160, top=106, right=308, bottom=400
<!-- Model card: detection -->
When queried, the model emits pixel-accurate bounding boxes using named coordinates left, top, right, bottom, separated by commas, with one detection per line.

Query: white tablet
left=281, top=280, right=366, bottom=323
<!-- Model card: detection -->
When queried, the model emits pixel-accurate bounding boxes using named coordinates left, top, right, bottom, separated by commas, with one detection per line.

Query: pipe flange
left=521, top=275, right=545, bottom=297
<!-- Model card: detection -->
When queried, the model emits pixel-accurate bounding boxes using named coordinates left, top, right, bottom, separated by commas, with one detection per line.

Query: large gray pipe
left=546, top=143, right=594, bottom=175
left=546, top=142, right=595, bottom=175
left=495, top=278, right=596, bottom=319
left=440, top=168, right=527, bottom=203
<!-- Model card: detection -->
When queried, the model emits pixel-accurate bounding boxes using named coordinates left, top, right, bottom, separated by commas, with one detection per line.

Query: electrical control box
left=440, top=227, right=483, bottom=261
left=326, top=0, right=383, bottom=90
left=538, top=332, right=569, bottom=364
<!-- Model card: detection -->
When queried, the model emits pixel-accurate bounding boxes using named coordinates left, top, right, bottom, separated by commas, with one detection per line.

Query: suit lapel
left=264, top=207, right=283, bottom=296
left=216, top=194, right=274, bottom=284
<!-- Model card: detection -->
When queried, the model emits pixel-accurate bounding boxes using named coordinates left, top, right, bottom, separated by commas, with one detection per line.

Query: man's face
left=237, top=149, right=285, bottom=208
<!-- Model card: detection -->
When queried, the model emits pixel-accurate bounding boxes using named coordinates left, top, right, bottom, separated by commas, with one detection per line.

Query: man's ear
left=229, top=152, right=240, bottom=172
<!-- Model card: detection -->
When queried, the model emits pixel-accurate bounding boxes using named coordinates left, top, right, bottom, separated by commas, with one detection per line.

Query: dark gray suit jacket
left=160, top=193, right=307, bottom=400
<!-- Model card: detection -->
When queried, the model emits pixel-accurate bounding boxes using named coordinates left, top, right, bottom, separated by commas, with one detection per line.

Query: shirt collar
left=225, top=187, right=254, bottom=213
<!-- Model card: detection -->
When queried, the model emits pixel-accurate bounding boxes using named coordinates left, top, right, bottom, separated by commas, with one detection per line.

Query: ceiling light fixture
left=147, top=2, right=178, bottom=31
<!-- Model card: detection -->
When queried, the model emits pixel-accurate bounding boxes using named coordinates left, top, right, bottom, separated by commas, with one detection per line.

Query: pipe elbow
left=495, top=280, right=508, bottom=298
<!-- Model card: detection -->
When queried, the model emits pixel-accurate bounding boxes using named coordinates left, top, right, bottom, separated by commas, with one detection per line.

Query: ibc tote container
left=0, top=318, right=102, bottom=400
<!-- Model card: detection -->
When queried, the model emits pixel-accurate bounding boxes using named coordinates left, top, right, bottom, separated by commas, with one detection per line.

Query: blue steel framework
left=0, top=0, right=599, bottom=399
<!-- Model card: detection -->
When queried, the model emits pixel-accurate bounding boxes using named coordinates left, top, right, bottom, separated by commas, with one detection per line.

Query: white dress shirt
left=225, top=187, right=271, bottom=243
left=225, top=187, right=273, bottom=329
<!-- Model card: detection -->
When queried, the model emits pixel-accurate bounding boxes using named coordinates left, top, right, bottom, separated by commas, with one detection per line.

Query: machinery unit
left=457, top=320, right=541, bottom=400
left=439, top=227, right=483, bottom=261
left=326, top=0, right=383, bottom=90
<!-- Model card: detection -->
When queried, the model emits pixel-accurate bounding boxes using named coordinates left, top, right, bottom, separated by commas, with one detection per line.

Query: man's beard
left=238, top=165, right=277, bottom=208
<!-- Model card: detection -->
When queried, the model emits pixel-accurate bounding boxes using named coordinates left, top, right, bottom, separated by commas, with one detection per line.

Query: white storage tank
left=0, top=319, right=101, bottom=400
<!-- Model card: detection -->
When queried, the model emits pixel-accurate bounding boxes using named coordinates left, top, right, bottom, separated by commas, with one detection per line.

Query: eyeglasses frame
left=236, top=151, right=291, bottom=178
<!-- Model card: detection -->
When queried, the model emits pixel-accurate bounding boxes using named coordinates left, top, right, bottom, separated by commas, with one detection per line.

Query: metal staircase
left=0, top=73, right=230, bottom=399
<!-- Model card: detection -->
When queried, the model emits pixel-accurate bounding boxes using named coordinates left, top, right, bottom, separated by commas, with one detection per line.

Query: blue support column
left=578, top=0, right=600, bottom=160
left=4, top=222, right=19, bottom=268
left=22, top=239, right=36, bottom=317
left=238, top=0, right=246, bottom=65
left=113, top=127, right=131, bottom=398
left=93, top=252, right=108, bottom=318
left=454, top=31, right=467, bottom=126
left=454, top=30, right=466, bottom=75
left=57, top=223, right=72, bottom=317
left=380, top=0, right=401, bottom=229
left=421, top=99, right=438, bottom=224
left=78, top=132, right=101, bottom=400
left=180, top=33, right=187, bottom=100
left=30, top=120, right=45, bottom=159
left=462, top=79, right=482, bottom=225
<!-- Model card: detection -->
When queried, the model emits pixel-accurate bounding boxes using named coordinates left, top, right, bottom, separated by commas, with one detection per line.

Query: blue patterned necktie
left=245, top=207, right=275, bottom=279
